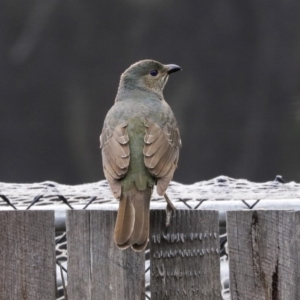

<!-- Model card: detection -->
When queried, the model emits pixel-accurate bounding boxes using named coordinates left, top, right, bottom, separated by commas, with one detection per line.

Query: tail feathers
left=114, top=194, right=135, bottom=248
left=114, top=186, right=151, bottom=252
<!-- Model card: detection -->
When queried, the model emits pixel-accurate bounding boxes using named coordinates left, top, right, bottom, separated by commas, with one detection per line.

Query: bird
left=100, top=59, right=182, bottom=251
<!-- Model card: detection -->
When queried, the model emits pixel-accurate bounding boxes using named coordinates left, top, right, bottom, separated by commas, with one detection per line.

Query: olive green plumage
left=100, top=60, right=181, bottom=251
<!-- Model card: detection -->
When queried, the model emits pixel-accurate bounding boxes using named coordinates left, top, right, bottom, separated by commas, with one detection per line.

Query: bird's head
left=118, top=59, right=181, bottom=97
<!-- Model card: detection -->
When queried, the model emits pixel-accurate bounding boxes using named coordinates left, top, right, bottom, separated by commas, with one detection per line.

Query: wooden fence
left=0, top=209, right=299, bottom=300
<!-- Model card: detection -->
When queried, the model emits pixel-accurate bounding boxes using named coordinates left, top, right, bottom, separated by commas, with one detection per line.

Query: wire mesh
left=0, top=175, right=299, bottom=299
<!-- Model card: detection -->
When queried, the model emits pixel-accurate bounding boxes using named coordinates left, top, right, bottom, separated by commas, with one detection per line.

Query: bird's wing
left=100, top=121, right=130, bottom=198
left=143, top=120, right=181, bottom=195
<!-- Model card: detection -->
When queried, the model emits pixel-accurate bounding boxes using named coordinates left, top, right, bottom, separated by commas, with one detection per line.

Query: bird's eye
left=149, top=70, right=158, bottom=76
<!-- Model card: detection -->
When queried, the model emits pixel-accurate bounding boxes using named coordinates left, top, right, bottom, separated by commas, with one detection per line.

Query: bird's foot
left=164, top=193, right=176, bottom=229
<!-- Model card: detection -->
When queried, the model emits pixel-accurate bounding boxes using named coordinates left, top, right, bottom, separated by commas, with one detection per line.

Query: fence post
left=150, top=210, right=221, bottom=300
left=0, top=211, right=56, bottom=300
left=66, top=210, right=145, bottom=300
left=296, top=211, right=300, bottom=300
left=227, top=210, right=299, bottom=299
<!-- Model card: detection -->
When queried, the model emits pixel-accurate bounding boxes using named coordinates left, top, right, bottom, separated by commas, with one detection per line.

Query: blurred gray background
left=1, top=1, right=300, bottom=184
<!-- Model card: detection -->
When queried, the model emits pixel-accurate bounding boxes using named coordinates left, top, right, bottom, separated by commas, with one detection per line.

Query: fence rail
left=1, top=176, right=300, bottom=299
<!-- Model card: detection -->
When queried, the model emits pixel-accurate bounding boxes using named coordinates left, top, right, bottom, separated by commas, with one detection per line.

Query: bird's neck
left=115, top=84, right=163, bottom=102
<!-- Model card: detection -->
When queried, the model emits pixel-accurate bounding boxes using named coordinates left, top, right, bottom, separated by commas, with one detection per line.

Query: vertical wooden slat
left=0, top=211, right=56, bottom=300
left=150, top=210, right=221, bottom=300
left=67, top=210, right=145, bottom=300
left=295, top=211, right=300, bottom=300
left=227, top=210, right=298, bottom=300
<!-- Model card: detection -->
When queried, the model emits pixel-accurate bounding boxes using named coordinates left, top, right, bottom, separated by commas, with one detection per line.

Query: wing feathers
left=143, top=131, right=166, bottom=157
left=100, top=122, right=130, bottom=198
left=144, top=121, right=181, bottom=196
left=144, top=122, right=161, bottom=144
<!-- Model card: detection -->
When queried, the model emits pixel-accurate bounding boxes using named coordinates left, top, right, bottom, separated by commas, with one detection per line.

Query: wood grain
left=0, top=211, right=56, bottom=300
left=150, top=209, right=221, bottom=300
left=67, top=210, right=145, bottom=300
left=227, top=210, right=298, bottom=300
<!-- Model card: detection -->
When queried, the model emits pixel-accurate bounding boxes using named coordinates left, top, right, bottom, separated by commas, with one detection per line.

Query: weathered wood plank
left=227, top=210, right=298, bottom=300
left=295, top=211, right=300, bottom=300
left=0, top=211, right=56, bottom=300
left=150, top=210, right=221, bottom=300
left=67, top=210, right=145, bottom=300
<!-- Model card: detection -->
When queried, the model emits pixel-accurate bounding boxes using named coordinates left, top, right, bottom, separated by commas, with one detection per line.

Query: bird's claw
left=164, top=193, right=176, bottom=229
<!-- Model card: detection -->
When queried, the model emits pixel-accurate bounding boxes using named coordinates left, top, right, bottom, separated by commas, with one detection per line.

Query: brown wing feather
left=100, top=122, right=130, bottom=198
left=144, top=121, right=181, bottom=196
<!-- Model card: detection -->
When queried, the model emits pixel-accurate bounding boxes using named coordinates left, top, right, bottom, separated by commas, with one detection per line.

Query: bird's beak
left=165, top=64, right=182, bottom=74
